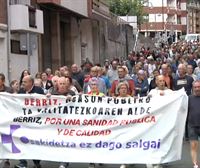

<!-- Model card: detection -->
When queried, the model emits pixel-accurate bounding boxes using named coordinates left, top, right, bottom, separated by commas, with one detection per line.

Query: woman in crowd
left=19, top=69, right=30, bottom=87
left=87, top=77, right=104, bottom=96
left=10, top=80, right=20, bottom=93
left=117, top=81, right=131, bottom=168
left=117, top=81, right=131, bottom=98
left=65, top=76, right=79, bottom=94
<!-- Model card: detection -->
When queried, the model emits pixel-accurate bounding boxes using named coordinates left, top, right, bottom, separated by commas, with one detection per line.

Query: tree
left=109, top=0, right=145, bottom=26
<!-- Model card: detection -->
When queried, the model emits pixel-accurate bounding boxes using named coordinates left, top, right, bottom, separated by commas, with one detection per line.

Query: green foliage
left=109, top=0, right=145, bottom=25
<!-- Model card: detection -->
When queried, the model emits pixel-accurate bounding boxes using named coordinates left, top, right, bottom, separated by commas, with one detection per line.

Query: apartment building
left=0, top=0, right=133, bottom=82
left=140, top=0, right=187, bottom=42
left=0, top=0, right=44, bottom=82
left=187, top=0, right=200, bottom=34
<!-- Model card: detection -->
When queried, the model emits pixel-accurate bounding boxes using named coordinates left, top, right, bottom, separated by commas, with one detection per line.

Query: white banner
left=0, top=89, right=188, bottom=164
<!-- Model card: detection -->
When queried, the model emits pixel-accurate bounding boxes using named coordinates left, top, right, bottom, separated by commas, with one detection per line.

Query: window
left=10, top=0, right=19, bottom=5
left=11, top=40, right=27, bottom=55
left=29, top=6, right=37, bottom=28
left=10, top=0, right=30, bottom=5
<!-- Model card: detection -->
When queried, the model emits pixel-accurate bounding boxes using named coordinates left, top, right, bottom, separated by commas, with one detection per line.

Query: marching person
left=0, top=73, right=12, bottom=168
left=87, top=77, right=104, bottom=168
left=147, top=75, right=173, bottom=168
left=50, top=77, right=76, bottom=168
left=188, top=80, right=200, bottom=168
left=117, top=81, right=131, bottom=168
left=15, top=75, right=44, bottom=168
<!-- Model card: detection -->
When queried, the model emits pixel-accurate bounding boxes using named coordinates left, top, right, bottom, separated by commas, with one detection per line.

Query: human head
left=21, top=75, right=34, bottom=91
left=178, top=63, right=187, bottom=77
left=161, top=64, right=169, bottom=76
left=63, top=70, right=71, bottom=77
left=111, top=60, right=118, bottom=70
left=90, top=66, right=98, bottom=77
left=117, top=66, right=127, bottom=79
left=59, top=67, right=66, bottom=77
left=187, top=64, right=194, bottom=75
left=197, top=60, right=200, bottom=68
left=35, top=72, right=42, bottom=79
left=96, top=66, right=103, bottom=77
left=65, top=76, right=73, bottom=88
left=193, top=80, right=200, bottom=96
left=21, top=70, right=30, bottom=77
left=41, top=72, right=48, bottom=81
left=156, top=75, right=166, bottom=90
left=88, top=77, right=99, bottom=93
left=57, top=77, right=67, bottom=94
left=54, top=70, right=61, bottom=77
left=71, top=64, right=79, bottom=73
left=137, top=70, right=146, bottom=81
left=20, top=69, right=30, bottom=85
left=117, top=81, right=129, bottom=97
left=104, top=59, right=110, bottom=68
left=34, top=78, right=42, bottom=87
left=51, top=75, right=59, bottom=87
left=45, top=68, right=52, bottom=76
left=152, top=69, right=160, bottom=78
left=10, top=80, right=19, bottom=93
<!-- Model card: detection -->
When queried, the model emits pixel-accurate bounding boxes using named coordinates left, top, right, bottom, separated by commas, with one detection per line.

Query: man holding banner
left=15, top=75, right=44, bottom=168
left=147, top=75, right=173, bottom=168
left=0, top=74, right=188, bottom=168
left=188, top=80, right=200, bottom=168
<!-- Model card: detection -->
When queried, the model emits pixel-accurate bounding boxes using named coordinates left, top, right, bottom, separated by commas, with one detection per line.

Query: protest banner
left=0, top=89, right=188, bottom=164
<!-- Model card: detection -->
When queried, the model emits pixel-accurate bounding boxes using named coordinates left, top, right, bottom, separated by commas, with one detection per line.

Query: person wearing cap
left=133, top=70, right=149, bottom=97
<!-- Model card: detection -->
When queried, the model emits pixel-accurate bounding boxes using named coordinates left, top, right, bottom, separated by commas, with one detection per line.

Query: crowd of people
left=0, top=39, right=200, bottom=168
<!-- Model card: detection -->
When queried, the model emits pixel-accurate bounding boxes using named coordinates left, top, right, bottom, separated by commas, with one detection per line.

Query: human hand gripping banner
left=0, top=89, right=188, bottom=164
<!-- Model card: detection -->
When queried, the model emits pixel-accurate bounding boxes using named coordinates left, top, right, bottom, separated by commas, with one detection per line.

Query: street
left=4, top=141, right=194, bottom=168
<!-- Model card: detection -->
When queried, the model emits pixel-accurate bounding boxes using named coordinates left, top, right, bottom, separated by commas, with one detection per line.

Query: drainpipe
left=27, top=32, right=31, bottom=72
left=6, top=0, right=11, bottom=82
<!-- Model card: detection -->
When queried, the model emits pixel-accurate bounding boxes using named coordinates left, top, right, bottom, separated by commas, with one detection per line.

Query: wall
left=70, top=17, right=81, bottom=66
left=149, top=0, right=167, bottom=7
left=0, top=0, right=7, bottom=24
left=0, top=27, right=8, bottom=84
left=80, top=19, right=93, bottom=64
left=9, top=33, right=39, bottom=81
left=61, top=0, right=88, bottom=17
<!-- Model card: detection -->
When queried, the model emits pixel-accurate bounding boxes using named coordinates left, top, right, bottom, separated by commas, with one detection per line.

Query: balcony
left=91, top=0, right=110, bottom=20
left=10, top=4, right=44, bottom=34
left=187, top=2, right=200, bottom=10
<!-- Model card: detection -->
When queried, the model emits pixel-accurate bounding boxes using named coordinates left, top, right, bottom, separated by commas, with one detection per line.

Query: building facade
left=0, top=0, right=134, bottom=83
left=140, top=0, right=187, bottom=42
left=187, top=0, right=200, bottom=34
left=0, top=0, right=44, bottom=82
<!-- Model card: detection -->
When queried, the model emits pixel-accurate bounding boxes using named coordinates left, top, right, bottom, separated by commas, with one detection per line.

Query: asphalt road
left=2, top=140, right=194, bottom=168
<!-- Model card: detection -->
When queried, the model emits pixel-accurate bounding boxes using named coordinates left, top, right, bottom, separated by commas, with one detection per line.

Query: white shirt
left=148, top=87, right=173, bottom=97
